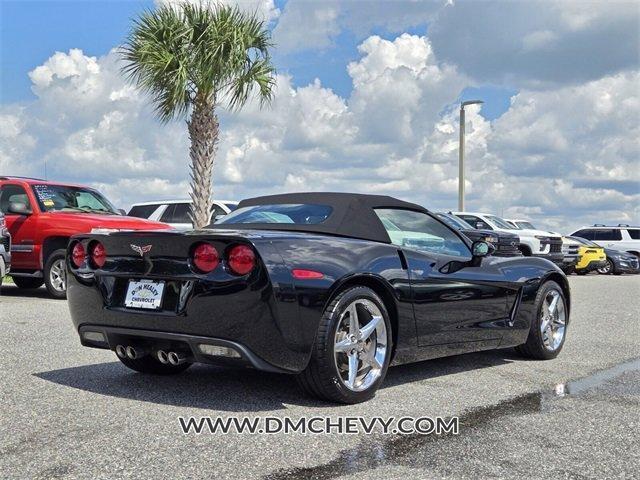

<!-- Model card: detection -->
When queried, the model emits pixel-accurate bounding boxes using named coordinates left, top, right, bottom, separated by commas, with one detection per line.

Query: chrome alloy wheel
left=333, top=299, right=388, bottom=392
left=49, top=258, right=66, bottom=292
left=540, top=289, right=566, bottom=351
left=597, top=260, right=612, bottom=275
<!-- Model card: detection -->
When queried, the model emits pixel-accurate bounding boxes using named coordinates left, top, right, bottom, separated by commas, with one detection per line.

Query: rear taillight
left=71, top=242, right=85, bottom=268
left=90, top=242, right=107, bottom=268
left=227, top=245, right=255, bottom=275
left=192, top=242, right=219, bottom=273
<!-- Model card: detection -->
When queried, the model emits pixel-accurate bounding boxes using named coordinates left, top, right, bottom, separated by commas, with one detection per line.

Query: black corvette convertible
left=67, top=192, right=570, bottom=403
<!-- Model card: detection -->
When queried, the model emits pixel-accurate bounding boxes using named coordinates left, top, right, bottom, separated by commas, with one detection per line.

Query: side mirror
left=213, top=214, right=225, bottom=222
left=8, top=201, right=31, bottom=215
left=472, top=240, right=495, bottom=258
left=117, top=209, right=126, bottom=216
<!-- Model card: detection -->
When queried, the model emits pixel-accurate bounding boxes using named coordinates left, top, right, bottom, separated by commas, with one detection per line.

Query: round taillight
left=228, top=245, right=255, bottom=275
left=71, top=242, right=85, bottom=268
left=91, top=242, right=107, bottom=268
left=192, top=243, right=219, bottom=273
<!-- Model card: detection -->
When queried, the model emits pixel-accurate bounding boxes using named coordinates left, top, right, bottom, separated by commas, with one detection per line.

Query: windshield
left=486, top=215, right=519, bottom=230
left=215, top=204, right=332, bottom=225
left=32, top=184, right=118, bottom=214
left=516, top=221, right=535, bottom=229
left=436, top=213, right=472, bottom=231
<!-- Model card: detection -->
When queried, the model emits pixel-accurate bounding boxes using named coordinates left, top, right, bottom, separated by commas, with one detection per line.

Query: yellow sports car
left=567, top=236, right=607, bottom=274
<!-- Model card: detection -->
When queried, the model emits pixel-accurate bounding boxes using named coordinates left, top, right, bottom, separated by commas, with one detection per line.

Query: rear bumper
left=78, top=325, right=292, bottom=373
left=67, top=270, right=314, bottom=374
left=578, top=260, right=608, bottom=273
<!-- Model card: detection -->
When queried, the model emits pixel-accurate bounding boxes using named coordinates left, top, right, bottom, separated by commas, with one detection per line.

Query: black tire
left=575, top=270, right=588, bottom=276
left=117, top=354, right=192, bottom=375
left=44, top=249, right=67, bottom=299
left=297, top=286, right=393, bottom=404
left=12, top=276, right=44, bottom=289
left=516, top=280, right=568, bottom=360
left=597, top=259, right=614, bottom=275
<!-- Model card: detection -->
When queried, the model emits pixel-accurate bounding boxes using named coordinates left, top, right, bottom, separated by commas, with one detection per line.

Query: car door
left=375, top=209, right=512, bottom=347
left=0, top=183, right=39, bottom=270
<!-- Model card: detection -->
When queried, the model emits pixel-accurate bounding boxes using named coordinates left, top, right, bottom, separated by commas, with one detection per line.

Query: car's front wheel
left=597, top=259, right=614, bottom=275
left=44, top=249, right=67, bottom=299
left=297, top=286, right=393, bottom=404
left=516, top=280, right=568, bottom=360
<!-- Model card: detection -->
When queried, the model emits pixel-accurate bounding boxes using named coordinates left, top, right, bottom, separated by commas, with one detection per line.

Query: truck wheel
left=44, top=249, right=67, bottom=299
left=12, top=277, right=44, bottom=289
left=297, top=286, right=392, bottom=404
left=516, top=280, right=568, bottom=360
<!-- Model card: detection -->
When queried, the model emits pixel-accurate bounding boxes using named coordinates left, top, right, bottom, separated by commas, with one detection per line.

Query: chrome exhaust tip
left=126, top=345, right=140, bottom=360
left=115, top=345, right=127, bottom=359
left=157, top=350, right=169, bottom=364
left=167, top=351, right=187, bottom=365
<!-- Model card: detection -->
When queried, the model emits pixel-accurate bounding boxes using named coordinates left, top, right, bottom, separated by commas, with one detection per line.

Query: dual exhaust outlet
left=115, top=344, right=188, bottom=365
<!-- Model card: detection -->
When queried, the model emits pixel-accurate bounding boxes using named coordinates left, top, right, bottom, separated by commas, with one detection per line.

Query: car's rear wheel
left=297, top=286, right=392, bottom=404
left=516, top=280, right=568, bottom=360
left=117, top=354, right=192, bottom=375
left=597, top=259, right=614, bottom=275
left=12, top=277, right=44, bottom=289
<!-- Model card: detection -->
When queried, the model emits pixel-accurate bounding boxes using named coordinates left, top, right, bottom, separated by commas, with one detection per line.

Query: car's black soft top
left=208, top=192, right=429, bottom=243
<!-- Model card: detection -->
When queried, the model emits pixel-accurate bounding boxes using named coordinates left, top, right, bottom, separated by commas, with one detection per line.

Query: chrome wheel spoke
left=359, top=315, right=382, bottom=341
left=348, top=304, right=359, bottom=336
left=347, top=353, right=359, bottom=388
left=335, top=337, right=354, bottom=353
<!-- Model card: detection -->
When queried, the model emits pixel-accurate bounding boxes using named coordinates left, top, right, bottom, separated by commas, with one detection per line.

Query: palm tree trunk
left=187, top=95, right=218, bottom=229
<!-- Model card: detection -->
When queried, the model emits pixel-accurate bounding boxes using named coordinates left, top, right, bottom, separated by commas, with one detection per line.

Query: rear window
left=216, top=204, right=333, bottom=225
left=594, top=229, right=622, bottom=241
left=627, top=229, right=640, bottom=240
left=128, top=204, right=160, bottom=219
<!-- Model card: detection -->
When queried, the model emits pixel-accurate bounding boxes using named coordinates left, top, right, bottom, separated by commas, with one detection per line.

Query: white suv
left=570, top=225, right=640, bottom=257
left=128, top=199, right=238, bottom=230
left=453, top=212, right=564, bottom=264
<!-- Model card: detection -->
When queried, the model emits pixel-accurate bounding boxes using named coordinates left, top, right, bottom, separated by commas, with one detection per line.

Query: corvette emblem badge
left=130, top=244, right=152, bottom=256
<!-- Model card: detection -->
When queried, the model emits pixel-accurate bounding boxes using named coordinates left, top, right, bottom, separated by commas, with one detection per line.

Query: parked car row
left=1, top=175, right=638, bottom=299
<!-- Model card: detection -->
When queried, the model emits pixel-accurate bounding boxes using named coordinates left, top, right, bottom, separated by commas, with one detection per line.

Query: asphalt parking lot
left=1, top=274, right=638, bottom=479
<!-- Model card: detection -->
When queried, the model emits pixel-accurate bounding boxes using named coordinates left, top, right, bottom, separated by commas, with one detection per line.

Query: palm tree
left=121, top=2, right=275, bottom=228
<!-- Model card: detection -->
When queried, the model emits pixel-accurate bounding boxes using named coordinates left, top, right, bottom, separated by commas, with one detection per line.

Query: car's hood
left=48, top=212, right=170, bottom=229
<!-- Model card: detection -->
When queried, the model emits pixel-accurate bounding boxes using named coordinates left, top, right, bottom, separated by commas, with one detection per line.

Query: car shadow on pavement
left=0, top=285, right=51, bottom=299
left=33, top=349, right=516, bottom=411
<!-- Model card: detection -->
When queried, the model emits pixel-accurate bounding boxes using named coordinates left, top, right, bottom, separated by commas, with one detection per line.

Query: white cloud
left=2, top=31, right=638, bottom=231
left=274, top=0, right=639, bottom=89
left=155, top=0, right=280, bottom=22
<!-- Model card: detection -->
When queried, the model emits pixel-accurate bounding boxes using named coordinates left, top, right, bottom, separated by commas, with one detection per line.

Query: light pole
left=458, top=99, right=483, bottom=211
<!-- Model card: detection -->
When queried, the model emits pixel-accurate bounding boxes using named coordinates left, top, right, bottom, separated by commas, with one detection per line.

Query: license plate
left=124, top=279, right=165, bottom=310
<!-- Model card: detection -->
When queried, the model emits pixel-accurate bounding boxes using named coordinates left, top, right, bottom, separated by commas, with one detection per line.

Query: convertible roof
left=209, top=192, right=429, bottom=243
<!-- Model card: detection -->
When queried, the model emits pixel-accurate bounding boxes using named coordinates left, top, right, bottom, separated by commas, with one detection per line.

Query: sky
left=0, top=0, right=638, bottom=232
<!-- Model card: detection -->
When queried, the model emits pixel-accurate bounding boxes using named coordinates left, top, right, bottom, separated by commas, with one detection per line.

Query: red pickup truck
left=0, top=177, right=170, bottom=298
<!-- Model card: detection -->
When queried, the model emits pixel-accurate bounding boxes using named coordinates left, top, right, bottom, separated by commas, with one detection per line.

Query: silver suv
left=570, top=225, right=640, bottom=257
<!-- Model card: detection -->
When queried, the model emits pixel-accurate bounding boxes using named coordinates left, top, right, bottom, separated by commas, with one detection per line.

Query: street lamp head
left=461, top=99, right=484, bottom=108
